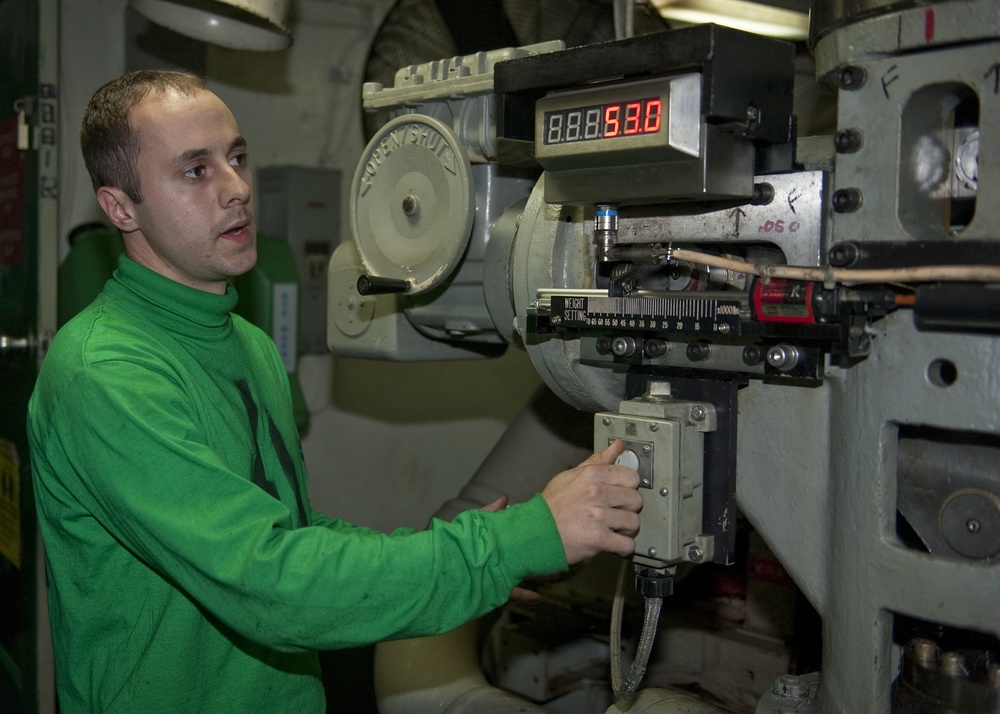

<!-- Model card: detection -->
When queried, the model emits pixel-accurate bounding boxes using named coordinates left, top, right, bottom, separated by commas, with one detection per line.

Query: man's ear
left=96, top=186, right=139, bottom=233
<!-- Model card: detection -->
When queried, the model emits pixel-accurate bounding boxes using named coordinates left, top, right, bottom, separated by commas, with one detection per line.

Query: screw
left=643, top=339, right=669, bottom=358
left=686, top=341, right=711, bottom=362
left=688, top=545, right=704, bottom=562
left=742, top=345, right=764, bottom=366
left=659, top=488, right=669, bottom=497
left=401, top=195, right=418, bottom=216
left=690, top=405, right=707, bottom=422
left=596, top=336, right=613, bottom=355
left=602, top=417, right=612, bottom=426
left=751, top=182, right=774, bottom=205
left=717, top=323, right=731, bottom=335
left=766, top=344, right=800, bottom=371
left=647, top=547, right=658, bottom=558
left=838, top=65, right=866, bottom=90
left=642, top=444, right=652, bottom=455
left=834, top=128, right=864, bottom=153
left=833, top=188, right=863, bottom=213
left=551, top=315, right=562, bottom=325
left=828, top=242, right=859, bottom=267
left=650, top=423, right=659, bottom=432
left=612, top=336, right=637, bottom=357
left=967, top=519, right=982, bottom=534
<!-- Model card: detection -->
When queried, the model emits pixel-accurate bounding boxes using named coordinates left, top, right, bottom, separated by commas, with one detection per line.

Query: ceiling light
left=650, top=0, right=810, bottom=41
left=129, top=0, right=292, bottom=51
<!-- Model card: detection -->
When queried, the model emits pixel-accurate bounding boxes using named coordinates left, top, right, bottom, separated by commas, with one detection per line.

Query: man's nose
left=221, top=164, right=251, bottom=205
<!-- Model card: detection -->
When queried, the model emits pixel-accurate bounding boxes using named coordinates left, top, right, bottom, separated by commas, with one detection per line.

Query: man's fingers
left=605, top=507, right=641, bottom=535
left=577, top=462, right=641, bottom=491
left=579, top=438, right=625, bottom=467
left=510, top=586, right=542, bottom=605
left=480, top=494, right=509, bottom=513
left=610, top=484, right=644, bottom=512
left=604, top=531, right=637, bottom=558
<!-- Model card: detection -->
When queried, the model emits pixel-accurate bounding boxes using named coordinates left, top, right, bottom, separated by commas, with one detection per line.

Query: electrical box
left=257, top=166, right=341, bottom=354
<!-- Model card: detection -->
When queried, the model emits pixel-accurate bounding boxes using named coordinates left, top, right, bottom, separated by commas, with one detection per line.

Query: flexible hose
left=610, top=559, right=664, bottom=701
left=665, top=247, right=1000, bottom=285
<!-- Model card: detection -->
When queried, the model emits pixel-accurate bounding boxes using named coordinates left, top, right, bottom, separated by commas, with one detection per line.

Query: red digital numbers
left=644, top=99, right=662, bottom=133
left=548, top=96, right=662, bottom=145
left=603, top=105, right=620, bottom=138
left=600, top=98, right=660, bottom=139
left=624, top=102, right=641, bottom=135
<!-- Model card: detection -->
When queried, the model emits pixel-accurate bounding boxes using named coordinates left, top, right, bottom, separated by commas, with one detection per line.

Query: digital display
left=533, top=74, right=702, bottom=174
left=543, top=97, right=663, bottom=145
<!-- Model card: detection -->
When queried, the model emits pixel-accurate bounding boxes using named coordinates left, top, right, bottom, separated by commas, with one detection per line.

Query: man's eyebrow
left=170, top=136, right=247, bottom=169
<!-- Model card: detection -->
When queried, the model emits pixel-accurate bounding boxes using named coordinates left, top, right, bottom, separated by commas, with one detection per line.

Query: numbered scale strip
left=536, top=289, right=747, bottom=335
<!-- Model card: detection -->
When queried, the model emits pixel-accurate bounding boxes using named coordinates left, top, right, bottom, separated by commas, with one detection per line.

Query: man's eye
left=185, top=165, right=207, bottom=179
left=230, top=153, right=249, bottom=168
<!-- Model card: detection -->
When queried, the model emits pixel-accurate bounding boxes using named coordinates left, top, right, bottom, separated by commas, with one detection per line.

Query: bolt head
left=832, top=188, right=863, bottom=213
left=940, top=651, right=967, bottom=677
left=742, top=345, right=763, bottom=365
left=773, top=674, right=808, bottom=699
left=838, top=65, right=866, bottom=90
left=646, top=381, right=671, bottom=398
left=767, top=344, right=800, bottom=371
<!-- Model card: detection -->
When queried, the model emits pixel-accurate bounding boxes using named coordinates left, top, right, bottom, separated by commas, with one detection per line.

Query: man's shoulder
left=53, top=294, right=140, bottom=353
left=44, top=295, right=176, bottom=387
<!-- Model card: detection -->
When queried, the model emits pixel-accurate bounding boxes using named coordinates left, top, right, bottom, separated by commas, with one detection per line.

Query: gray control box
left=257, top=166, right=341, bottom=354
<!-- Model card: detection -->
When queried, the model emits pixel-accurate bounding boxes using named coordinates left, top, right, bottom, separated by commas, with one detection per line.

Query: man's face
left=120, top=87, right=256, bottom=294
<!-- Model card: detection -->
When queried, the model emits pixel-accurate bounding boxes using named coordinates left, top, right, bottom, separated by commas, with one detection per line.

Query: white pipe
left=374, top=621, right=549, bottom=714
left=605, top=688, right=726, bottom=714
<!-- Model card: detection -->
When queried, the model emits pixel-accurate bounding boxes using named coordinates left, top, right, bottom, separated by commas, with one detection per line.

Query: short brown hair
left=80, top=69, right=208, bottom=203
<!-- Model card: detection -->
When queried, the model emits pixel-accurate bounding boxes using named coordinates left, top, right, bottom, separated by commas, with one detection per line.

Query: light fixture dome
left=129, top=0, right=292, bottom=51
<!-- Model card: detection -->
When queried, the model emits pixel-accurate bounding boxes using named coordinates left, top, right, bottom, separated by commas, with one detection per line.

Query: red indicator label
left=753, top=278, right=816, bottom=324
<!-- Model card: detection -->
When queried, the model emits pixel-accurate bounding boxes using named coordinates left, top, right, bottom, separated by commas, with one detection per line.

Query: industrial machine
left=328, top=1, right=1000, bottom=711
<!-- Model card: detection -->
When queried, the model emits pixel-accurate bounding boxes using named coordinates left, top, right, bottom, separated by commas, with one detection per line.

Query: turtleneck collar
left=106, top=254, right=239, bottom=338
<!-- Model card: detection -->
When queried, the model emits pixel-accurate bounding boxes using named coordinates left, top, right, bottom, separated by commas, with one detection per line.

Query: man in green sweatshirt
left=27, top=69, right=641, bottom=713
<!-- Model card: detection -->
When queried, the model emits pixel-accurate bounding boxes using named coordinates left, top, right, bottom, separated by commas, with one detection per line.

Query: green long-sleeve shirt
left=28, top=255, right=566, bottom=713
